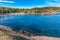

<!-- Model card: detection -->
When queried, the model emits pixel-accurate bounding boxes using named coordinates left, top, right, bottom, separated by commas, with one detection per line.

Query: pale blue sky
left=0, top=0, right=60, bottom=8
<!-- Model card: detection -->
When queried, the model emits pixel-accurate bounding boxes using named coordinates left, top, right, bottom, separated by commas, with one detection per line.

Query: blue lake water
left=0, top=14, right=60, bottom=37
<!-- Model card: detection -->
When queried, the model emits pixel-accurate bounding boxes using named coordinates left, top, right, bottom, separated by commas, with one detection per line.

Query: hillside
left=0, top=6, right=59, bottom=14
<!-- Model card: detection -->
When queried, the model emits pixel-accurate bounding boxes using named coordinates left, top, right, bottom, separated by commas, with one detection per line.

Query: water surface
left=0, top=14, right=60, bottom=37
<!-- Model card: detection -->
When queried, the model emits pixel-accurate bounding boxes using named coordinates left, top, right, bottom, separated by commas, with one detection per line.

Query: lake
left=0, top=14, right=60, bottom=37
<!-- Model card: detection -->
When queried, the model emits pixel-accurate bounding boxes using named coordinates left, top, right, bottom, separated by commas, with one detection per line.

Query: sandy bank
left=31, top=36, right=60, bottom=40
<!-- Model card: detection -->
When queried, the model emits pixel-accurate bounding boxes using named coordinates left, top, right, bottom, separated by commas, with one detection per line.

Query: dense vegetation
left=0, top=6, right=60, bottom=14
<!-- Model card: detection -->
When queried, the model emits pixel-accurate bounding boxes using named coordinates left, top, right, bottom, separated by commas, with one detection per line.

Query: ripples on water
left=0, top=14, right=60, bottom=37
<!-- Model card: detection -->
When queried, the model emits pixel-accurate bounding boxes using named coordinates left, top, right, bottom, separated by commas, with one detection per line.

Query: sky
left=0, top=0, right=60, bottom=8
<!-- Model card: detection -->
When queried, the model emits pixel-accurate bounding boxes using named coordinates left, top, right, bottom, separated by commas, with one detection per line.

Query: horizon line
left=1, top=6, right=60, bottom=9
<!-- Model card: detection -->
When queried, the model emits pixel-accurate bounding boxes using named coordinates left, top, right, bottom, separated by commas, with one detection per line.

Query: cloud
left=44, top=0, right=60, bottom=6
left=46, top=2, right=56, bottom=5
left=0, top=0, right=15, bottom=3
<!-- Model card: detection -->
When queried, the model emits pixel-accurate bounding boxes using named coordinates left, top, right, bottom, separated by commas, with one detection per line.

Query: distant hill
left=0, top=6, right=60, bottom=14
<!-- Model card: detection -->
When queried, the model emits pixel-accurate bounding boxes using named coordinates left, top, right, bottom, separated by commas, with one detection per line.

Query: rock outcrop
left=0, top=25, right=30, bottom=40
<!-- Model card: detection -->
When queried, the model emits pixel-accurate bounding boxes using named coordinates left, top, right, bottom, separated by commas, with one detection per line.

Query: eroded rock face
left=0, top=31, right=13, bottom=40
left=0, top=25, right=13, bottom=32
left=0, top=30, right=30, bottom=40
left=0, top=25, right=30, bottom=40
left=0, top=25, right=14, bottom=40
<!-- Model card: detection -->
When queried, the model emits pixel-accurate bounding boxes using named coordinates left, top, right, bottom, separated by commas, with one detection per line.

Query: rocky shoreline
left=0, top=25, right=60, bottom=40
left=0, top=25, right=33, bottom=37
